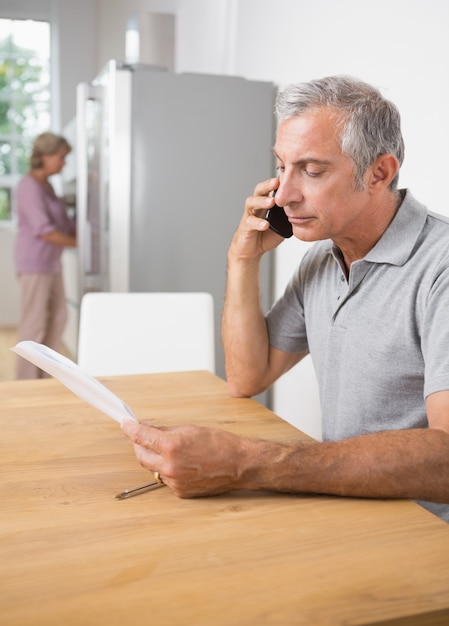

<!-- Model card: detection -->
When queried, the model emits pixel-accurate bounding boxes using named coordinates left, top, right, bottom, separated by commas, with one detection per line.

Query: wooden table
left=1, top=371, right=449, bottom=626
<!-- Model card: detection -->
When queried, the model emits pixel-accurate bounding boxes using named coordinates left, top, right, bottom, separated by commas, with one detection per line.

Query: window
left=0, top=18, right=50, bottom=221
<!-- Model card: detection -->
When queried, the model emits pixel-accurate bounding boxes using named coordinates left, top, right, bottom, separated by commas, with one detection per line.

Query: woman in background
left=15, top=132, right=77, bottom=379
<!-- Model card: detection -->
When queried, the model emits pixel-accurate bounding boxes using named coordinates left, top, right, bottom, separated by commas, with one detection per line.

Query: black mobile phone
left=265, top=190, right=293, bottom=238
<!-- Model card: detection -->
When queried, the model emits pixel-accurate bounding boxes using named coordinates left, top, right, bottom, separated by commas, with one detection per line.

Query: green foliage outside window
left=0, top=187, right=9, bottom=219
left=0, top=19, right=50, bottom=221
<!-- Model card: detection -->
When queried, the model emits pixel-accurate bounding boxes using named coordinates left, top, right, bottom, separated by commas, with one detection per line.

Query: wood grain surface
left=1, top=371, right=449, bottom=626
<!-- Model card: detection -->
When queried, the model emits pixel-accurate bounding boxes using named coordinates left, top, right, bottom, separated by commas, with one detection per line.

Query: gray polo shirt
left=266, top=190, right=449, bottom=521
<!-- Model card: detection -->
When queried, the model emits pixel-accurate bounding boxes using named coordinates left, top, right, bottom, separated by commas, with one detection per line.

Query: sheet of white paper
left=11, top=341, right=138, bottom=425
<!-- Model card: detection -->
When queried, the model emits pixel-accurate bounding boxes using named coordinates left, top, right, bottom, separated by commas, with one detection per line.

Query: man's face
left=273, top=108, right=372, bottom=245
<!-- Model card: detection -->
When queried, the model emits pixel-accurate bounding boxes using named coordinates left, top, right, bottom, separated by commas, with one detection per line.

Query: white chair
left=77, top=292, right=215, bottom=376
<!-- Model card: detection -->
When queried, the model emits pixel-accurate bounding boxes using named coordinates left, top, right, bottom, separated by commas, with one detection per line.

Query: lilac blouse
left=15, top=174, right=76, bottom=274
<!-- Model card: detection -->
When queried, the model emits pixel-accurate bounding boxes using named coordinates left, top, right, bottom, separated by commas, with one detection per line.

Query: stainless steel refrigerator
left=76, top=61, right=275, bottom=381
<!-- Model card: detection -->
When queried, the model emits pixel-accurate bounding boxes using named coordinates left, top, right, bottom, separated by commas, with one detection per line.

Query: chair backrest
left=77, top=292, right=215, bottom=376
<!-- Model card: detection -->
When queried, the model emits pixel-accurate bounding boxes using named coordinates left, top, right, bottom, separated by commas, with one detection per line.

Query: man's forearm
left=240, top=428, right=449, bottom=503
left=222, top=256, right=271, bottom=397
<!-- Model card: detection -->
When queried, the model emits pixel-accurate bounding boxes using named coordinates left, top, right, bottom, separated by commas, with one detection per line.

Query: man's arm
left=240, top=427, right=449, bottom=504
left=121, top=390, right=449, bottom=504
left=222, top=178, right=303, bottom=397
left=243, top=390, right=449, bottom=503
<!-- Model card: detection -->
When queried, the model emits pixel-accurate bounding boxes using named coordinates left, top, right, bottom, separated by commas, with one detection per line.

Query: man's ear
left=367, top=154, right=399, bottom=191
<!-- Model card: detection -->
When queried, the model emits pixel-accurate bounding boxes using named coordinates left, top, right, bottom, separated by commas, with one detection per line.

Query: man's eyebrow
left=271, top=149, right=331, bottom=166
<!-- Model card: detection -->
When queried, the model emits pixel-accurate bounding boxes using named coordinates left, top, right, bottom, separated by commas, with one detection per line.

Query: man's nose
left=275, top=177, right=303, bottom=207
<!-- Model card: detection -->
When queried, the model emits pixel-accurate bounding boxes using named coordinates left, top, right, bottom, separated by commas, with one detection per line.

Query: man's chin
left=291, top=223, right=325, bottom=243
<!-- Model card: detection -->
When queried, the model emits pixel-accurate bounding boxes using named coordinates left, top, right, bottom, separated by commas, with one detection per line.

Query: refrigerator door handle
left=76, top=82, right=104, bottom=297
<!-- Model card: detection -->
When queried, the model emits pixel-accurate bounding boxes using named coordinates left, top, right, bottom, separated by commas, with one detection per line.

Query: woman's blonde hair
left=30, top=132, right=72, bottom=169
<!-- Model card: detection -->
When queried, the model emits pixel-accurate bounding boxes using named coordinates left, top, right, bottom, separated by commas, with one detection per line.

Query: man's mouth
left=289, top=215, right=314, bottom=224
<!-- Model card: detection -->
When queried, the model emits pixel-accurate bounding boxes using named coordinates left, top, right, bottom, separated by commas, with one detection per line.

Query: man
left=122, top=76, right=449, bottom=522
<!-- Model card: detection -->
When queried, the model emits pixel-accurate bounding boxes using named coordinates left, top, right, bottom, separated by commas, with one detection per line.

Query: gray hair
left=275, top=75, right=404, bottom=190
left=30, top=132, right=72, bottom=169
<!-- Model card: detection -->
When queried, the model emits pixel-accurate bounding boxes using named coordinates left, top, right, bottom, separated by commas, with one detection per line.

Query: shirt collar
left=363, top=189, right=428, bottom=266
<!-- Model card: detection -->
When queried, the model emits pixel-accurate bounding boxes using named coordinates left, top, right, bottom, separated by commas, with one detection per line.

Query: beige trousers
left=16, top=273, right=68, bottom=379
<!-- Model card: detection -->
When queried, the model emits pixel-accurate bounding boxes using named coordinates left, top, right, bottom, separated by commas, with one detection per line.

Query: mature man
left=122, top=76, right=449, bottom=522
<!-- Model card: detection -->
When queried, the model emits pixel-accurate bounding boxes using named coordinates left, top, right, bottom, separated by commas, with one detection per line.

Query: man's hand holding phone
left=229, top=179, right=292, bottom=262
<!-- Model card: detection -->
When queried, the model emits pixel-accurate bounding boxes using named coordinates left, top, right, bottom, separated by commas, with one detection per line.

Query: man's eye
left=305, top=169, right=322, bottom=177
left=275, top=165, right=285, bottom=174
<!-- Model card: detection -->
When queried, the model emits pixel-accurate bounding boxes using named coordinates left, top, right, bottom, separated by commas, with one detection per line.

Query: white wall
left=50, top=0, right=98, bottom=128
left=96, top=0, right=177, bottom=71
